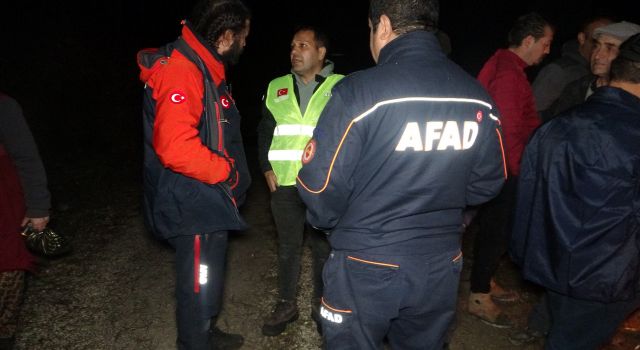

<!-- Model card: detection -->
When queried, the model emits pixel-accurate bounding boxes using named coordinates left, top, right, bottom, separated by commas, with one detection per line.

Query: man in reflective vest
left=257, top=25, right=343, bottom=336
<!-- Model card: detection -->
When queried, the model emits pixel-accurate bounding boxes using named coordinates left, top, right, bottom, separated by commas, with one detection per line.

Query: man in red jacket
left=137, top=1, right=251, bottom=349
left=468, top=12, right=553, bottom=328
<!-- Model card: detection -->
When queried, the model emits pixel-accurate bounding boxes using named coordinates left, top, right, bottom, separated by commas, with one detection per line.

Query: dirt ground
left=10, top=144, right=640, bottom=350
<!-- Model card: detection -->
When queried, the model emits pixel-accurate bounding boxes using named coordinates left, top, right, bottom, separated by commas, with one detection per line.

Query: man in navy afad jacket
left=511, top=34, right=640, bottom=350
left=296, top=0, right=506, bottom=348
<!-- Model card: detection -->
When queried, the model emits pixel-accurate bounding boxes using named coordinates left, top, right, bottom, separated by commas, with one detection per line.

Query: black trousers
left=470, top=177, right=517, bottom=293
left=169, top=231, right=228, bottom=350
left=270, top=185, right=330, bottom=302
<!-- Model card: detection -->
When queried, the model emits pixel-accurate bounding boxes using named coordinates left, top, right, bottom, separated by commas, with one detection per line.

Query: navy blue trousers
left=169, top=231, right=228, bottom=350
left=545, top=290, right=640, bottom=350
left=320, top=249, right=463, bottom=350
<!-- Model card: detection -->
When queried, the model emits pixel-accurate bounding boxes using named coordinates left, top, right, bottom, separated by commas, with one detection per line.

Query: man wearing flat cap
left=510, top=33, right=640, bottom=350
left=546, top=21, right=640, bottom=118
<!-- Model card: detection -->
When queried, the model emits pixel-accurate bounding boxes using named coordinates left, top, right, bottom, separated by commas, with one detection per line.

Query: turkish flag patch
left=169, top=90, right=186, bottom=104
left=277, top=88, right=288, bottom=97
left=301, top=139, right=316, bottom=165
left=221, top=97, right=231, bottom=109
left=476, top=110, right=483, bottom=123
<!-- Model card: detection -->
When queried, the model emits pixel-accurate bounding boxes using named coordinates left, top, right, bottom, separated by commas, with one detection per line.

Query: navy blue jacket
left=296, top=31, right=506, bottom=254
left=511, top=86, right=640, bottom=303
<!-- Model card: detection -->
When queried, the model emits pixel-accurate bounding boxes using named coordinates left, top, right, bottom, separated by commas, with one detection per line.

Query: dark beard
left=221, top=40, right=244, bottom=66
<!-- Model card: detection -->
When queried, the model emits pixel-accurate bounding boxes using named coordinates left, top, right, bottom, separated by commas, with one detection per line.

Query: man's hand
left=264, top=170, right=278, bottom=192
left=21, top=216, right=50, bottom=232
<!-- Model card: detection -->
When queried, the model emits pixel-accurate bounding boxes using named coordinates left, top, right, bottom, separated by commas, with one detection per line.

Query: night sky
left=1, top=0, right=639, bottom=169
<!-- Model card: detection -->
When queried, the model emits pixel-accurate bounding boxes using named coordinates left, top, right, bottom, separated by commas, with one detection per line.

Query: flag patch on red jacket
left=169, top=90, right=186, bottom=104
left=221, top=97, right=231, bottom=109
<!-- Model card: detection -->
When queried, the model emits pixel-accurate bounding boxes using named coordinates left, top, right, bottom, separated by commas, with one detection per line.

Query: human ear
left=318, top=46, right=327, bottom=61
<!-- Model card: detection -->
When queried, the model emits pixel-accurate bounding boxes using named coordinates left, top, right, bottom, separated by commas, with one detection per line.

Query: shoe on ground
left=468, top=292, right=513, bottom=329
left=262, top=299, right=299, bottom=336
left=490, top=279, right=520, bottom=303
left=210, top=326, right=244, bottom=350
left=622, top=309, right=640, bottom=332
left=508, top=328, right=544, bottom=346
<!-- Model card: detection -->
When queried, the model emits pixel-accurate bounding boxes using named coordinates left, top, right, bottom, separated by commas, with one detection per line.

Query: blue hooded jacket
left=511, top=86, right=640, bottom=303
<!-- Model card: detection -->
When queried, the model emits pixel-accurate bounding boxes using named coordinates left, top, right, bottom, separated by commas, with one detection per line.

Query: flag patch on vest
left=302, top=139, right=316, bottom=165
left=275, top=88, right=290, bottom=102
left=277, top=88, right=288, bottom=97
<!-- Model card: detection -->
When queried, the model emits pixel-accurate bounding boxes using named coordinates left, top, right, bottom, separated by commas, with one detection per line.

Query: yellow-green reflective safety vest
left=266, top=74, right=343, bottom=186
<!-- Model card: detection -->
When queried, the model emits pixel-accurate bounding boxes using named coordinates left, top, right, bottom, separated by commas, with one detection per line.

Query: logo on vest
left=476, top=110, right=483, bottom=123
left=395, top=121, right=479, bottom=152
left=320, top=306, right=343, bottom=324
left=275, top=88, right=290, bottom=102
left=169, top=90, right=186, bottom=104
left=302, top=139, right=316, bottom=165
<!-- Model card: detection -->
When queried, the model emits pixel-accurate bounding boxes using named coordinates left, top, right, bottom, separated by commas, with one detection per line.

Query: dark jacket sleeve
left=466, top=113, right=507, bottom=206
left=544, top=76, right=592, bottom=121
left=296, top=91, right=358, bottom=230
left=532, top=63, right=566, bottom=112
left=0, top=95, right=51, bottom=217
left=509, top=128, right=540, bottom=266
left=257, top=94, right=275, bottom=174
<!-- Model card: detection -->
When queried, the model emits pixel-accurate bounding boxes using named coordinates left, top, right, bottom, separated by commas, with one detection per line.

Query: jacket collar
left=290, top=59, right=336, bottom=84
left=181, top=22, right=226, bottom=84
left=378, top=30, right=445, bottom=66
left=498, top=48, right=528, bottom=70
left=594, top=86, right=640, bottom=112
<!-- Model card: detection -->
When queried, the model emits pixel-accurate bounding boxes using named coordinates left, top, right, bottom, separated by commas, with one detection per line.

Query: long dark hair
left=188, top=0, right=251, bottom=48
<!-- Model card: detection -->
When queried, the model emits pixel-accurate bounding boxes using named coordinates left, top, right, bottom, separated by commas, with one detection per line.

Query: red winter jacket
left=478, top=49, right=540, bottom=176
left=137, top=23, right=250, bottom=238
left=138, top=25, right=230, bottom=184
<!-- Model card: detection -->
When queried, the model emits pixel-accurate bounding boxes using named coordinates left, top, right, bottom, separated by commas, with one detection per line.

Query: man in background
left=511, top=33, right=640, bottom=350
left=547, top=21, right=640, bottom=118
left=0, top=93, right=51, bottom=350
left=469, top=12, right=553, bottom=328
left=532, top=16, right=612, bottom=121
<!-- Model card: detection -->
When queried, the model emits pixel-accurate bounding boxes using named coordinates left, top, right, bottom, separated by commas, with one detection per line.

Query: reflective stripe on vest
left=274, top=124, right=316, bottom=136
left=267, top=150, right=304, bottom=161
left=266, top=73, right=343, bottom=185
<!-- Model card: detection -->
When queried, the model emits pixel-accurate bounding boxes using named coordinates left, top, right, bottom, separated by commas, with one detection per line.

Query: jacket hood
left=136, top=22, right=225, bottom=85
left=137, top=48, right=165, bottom=84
